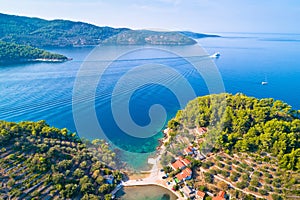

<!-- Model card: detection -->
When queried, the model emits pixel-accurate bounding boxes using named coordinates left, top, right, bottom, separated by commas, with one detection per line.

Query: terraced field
left=0, top=120, right=122, bottom=200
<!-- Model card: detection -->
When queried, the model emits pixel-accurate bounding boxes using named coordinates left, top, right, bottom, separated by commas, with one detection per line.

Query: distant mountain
left=0, top=13, right=217, bottom=47
left=102, top=30, right=196, bottom=45
left=178, top=31, right=220, bottom=39
left=0, top=13, right=129, bottom=47
left=0, top=41, right=68, bottom=64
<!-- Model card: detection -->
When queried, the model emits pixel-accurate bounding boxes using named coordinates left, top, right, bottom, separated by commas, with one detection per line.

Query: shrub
left=198, top=185, right=207, bottom=191
left=258, top=189, right=268, bottom=195
left=225, top=165, right=232, bottom=170
left=217, top=162, right=224, bottom=168
left=271, top=194, right=282, bottom=200
left=248, top=186, right=257, bottom=192
left=250, top=179, right=260, bottom=187
left=236, top=181, right=248, bottom=189
left=221, top=170, right=230, bottom=178
left=263, top=172, right=273, bottom=178
left=236, top=167, right=243, bottom=173
left=265, top=178, right=272, bottom=184
left=264, top=185, right=273, bottom=192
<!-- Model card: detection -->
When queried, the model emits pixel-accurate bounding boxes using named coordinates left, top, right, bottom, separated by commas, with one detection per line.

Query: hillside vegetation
left=102, top=30, right=196, bottom=45
left=0, top=13, right=128, bottom=47
left=0, top=41, right=68, bottom=64
left=0, top=120, right=122, bottom=200
left=0, top=13, right=204, bottom=47
left=170, top=93, right=300, bottom=171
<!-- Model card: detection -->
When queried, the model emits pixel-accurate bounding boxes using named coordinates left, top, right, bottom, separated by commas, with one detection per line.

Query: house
left=181, top=158, right=191, bottom=166
left=171, top=160, right=186, bottom=170
left=197, top=151, right=206, bottom=160
left=196, top=127, right=208, bottom=135
left=196, top=190, right=206, bottom=200
left=103, top=174, right=114, bottom=184
left=175, top=167, right=192, bottom=183
left=181, top=186, right=194, bottom=199
left=212, top=191, right=226, bottom=200
left=184, top=146, right=194, bottom=155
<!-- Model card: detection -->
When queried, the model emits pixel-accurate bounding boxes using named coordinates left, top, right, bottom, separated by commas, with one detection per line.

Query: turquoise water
left=0, top=33, right=299, bottom=169
left=115, top=185, right=177, bottom=200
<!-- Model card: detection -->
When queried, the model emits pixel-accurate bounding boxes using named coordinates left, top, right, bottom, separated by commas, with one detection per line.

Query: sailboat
left=261, top=76, right=268, bottom=85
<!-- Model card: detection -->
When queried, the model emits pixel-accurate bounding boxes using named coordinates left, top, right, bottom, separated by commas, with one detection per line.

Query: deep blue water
left=0, top=33, right=299, bottom=169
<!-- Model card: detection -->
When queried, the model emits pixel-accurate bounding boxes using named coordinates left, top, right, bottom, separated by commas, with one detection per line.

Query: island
left=0, top=13, right=218, bottom=47
left=0, top=41, right=69, bottom=65
left=102, top=30, right=196, bottom=45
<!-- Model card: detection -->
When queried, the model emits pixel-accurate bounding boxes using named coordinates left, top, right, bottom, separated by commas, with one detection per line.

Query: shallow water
left=115, top=185, right=177, bottom=200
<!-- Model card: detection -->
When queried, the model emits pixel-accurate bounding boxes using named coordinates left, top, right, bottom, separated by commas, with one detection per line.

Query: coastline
left=120, top=128, right=184, bottom=199
left=0, top=58, right=71, bottom=65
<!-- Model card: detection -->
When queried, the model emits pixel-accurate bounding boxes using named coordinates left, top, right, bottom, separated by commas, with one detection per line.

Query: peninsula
left=0, top=41, right=69, bottom=65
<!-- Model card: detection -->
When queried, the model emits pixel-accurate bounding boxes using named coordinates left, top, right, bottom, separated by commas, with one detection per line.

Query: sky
left=0, top=0, right=300, bottom=33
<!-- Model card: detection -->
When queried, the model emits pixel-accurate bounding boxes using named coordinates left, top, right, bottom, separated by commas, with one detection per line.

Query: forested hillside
left=0, top=13, right=205, bottom=47
left=171, top=93, right=300, bottom=171
left=0, top=120, right=122, bottom=199
left=0, top=13, right=129, bottom=47
left=0, top=41, right=68, bottom=64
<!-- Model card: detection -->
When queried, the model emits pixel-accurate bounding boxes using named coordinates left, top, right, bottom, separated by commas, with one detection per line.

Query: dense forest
left=0, top=13, right=128, bottom=47
left=0, top=41, right=68, bottom=64
left=102, top=30, right=196, bottom=45
left=0, top=120, right=122, bottom=199
left=0, top=13, right=219, bottom=47
left=169, top=93, right=300, bottom=171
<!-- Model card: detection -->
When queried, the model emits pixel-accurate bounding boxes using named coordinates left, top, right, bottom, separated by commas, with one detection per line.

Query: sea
left=0, top=32, right=299, bottom=169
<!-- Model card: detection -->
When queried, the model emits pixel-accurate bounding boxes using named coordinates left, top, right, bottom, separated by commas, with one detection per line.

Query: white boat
left=262, top=75, right=268, bottom=85
left=210, top=52, right=220, bottom=58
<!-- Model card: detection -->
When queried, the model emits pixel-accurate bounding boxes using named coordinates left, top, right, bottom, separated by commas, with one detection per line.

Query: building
left=196, top=127, right=208, bottom=135
left=184, top=146, right=194, bottom=155
left=104, top=174, right=114, bottom=184
left=181, top=186, right=194, bottom=199
left=196, top=190, right=206, bottom=200
left=181, top=158, right=191, bottom=166
left=212, top=191, right=226, bottom=200
left=171, top=159, right=186, bottom=170
left=175, top=167, right=192, bottom=183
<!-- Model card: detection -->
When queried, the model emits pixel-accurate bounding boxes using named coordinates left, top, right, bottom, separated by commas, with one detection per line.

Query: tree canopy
left=171, top=93, right=300, bottom=171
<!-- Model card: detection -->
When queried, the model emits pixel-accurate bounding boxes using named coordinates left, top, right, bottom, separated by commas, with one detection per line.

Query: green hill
left=102, top=30, right=196, bottom=45
left=0, top=41, right=68, bottom=64
left=0, top=13, right=129, bottom=47
left=0, top=120, right=122, bottom=199
left=169, top=93, right=300, bottom=171
left=0, top=13, right=202, bottom=47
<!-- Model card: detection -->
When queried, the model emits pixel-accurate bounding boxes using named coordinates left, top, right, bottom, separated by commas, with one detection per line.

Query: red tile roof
left=171, top=160, right=185, bottom=170
left=182, top=158, right=191, bottom=166
left=212, top=191, right=226, bottom=200
left=176, top=173, right=184, bottom=181
left=175, top=168, right=192, bottom=181
left=212, top=197, right=225, bottom=200
left=182, top=168, right=192, bottom=178
left=218, top=191, right=225, bottom=198
left=197, top=127, right=207, bottom=134
left=197, top=190, right=206, bottom=198
left=184, top=146, right=193, bottom=154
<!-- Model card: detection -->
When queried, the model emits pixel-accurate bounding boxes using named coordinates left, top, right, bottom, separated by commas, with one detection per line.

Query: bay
left=0, top=32, right=299, bottom=169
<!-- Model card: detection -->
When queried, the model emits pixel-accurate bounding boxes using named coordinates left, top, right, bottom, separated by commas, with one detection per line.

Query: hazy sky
left=0, top=0, right=299, bottom=33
